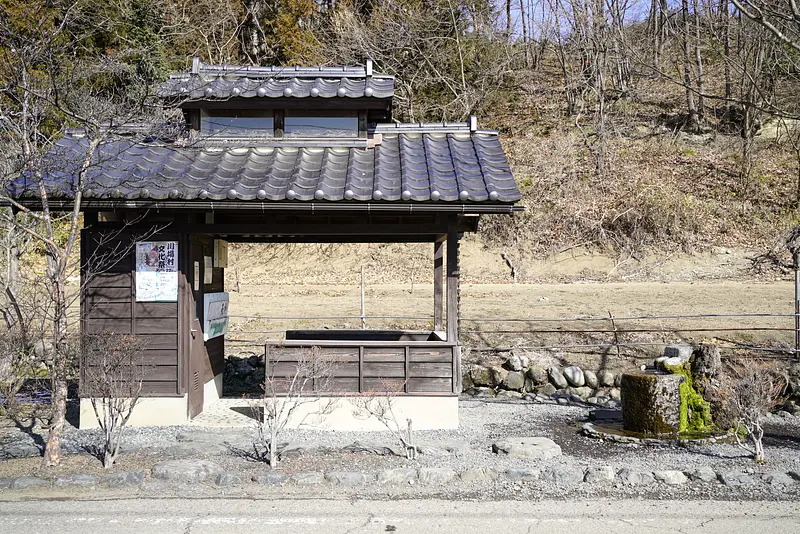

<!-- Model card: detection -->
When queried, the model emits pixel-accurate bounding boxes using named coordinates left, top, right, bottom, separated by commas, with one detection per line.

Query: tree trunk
left=41, top=251, right=68, bottom=467
left=506, top=0, right=512, bottom=38
left=723, top=0, right=732, bottom=100
left=693, top=0, right=705, bottom=122
left=682, top=0, right=700, bottom=132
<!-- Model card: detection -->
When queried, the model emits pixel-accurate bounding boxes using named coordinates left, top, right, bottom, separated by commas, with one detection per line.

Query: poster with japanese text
left=135, top=241, right=178, bottom=301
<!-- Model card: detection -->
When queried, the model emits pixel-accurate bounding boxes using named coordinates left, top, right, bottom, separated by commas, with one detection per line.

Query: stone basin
left=620, top=371, right=685, bottom=435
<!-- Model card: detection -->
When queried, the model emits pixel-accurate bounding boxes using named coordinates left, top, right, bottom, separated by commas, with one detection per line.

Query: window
left=284, top=110, right=358, bottom=138
left=201, top=109, right=274, bottom=137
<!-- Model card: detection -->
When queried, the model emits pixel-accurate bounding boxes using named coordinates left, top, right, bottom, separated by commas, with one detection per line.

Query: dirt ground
left=226, top=279, right=795, bottom=371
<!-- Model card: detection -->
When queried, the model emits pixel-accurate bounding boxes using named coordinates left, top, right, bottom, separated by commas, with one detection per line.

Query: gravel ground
left=1, top=397, right=800, bottom=501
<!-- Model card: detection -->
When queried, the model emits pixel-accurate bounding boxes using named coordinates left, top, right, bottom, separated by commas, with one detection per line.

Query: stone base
left=260, top=396, right=459, bottom=431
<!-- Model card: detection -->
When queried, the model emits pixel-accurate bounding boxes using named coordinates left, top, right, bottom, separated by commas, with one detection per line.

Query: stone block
left=541, top=466, right=585, bottom=486
left=102, top=471, right=146, bottom=488
left=326, top=471, right=372, bottom=485
left=653, top=470, right=688, bottom=485
left=492, top=437, right=562, bottom=460
left=216, top=472, right=244, bottom=486
left=253, top=473, right=289, bottom=485
left=418, top=468, right=457, bottom=485
left=503, top=468, right=540, bottom=482
left=718, top=471, right=755, bottom=486
left=689, top=467, right=718, bottom=483
left=377, top=469, right=417, bottom=484
left=152, top=459, right=223, bottom=484
left=54, top=474, right=98, bottom=488
left=11, top=476, right=49, bottom=490
left=584, top=370, right=598, bottom=388
left=291, top=472, right=325, bottom=485
left=460, top=468, right=498, bottom=484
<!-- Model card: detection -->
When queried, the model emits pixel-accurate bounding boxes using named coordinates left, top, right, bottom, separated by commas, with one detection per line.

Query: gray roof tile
left=12, top=131, right=520, bottom=205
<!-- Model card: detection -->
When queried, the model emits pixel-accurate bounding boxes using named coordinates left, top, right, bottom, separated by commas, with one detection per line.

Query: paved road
left=0, top=498, right=797, bottom=534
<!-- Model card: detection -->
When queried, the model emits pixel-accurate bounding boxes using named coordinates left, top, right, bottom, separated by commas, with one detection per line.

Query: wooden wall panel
left=81, top=228, right=181, bottom=398
left=264, top=342, right=456, bottom=396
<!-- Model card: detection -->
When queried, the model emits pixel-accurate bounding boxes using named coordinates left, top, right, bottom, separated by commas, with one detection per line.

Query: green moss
left=664, top=362, right=714, bottom=434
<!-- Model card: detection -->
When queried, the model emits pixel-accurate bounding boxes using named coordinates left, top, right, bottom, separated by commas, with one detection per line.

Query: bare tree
left=0, top=2, right=163, bottom=466
left=721, top=356, right=788, bottom=462
left=82, top=332, right=150, bottom=468
left=251, top=346, right=338, bottom=469
left=350, top=379, right=416, bottom=460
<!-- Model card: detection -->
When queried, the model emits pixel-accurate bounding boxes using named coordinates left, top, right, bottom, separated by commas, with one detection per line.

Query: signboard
left=204, top=256, right=213, bottom=284
left=203, top=292, right=229, bottom=341
left=135, top=241, right=178, bottom=302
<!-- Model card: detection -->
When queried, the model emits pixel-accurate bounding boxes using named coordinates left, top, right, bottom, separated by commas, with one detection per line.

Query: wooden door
left=187, top=242, right=205, bottom=419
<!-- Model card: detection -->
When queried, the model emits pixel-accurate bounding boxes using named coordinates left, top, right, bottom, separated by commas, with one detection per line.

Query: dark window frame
left=198, top=108, right=367, bottom=139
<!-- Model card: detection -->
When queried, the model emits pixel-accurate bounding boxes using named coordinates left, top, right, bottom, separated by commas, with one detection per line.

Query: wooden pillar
left=446, top=223, right=459, bottom=344
left=433, top=237, right=445, bottom=331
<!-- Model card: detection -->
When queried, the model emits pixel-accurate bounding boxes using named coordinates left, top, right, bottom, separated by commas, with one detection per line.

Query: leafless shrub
left=0, top=331, right=39, bottom=419
left=350, top=380, right=416, bottom=460
left=720, top=356, right=788, bottom=463
left=82, top=332, right=150, bottom=468
left=251, top=346, right=338, bottom=469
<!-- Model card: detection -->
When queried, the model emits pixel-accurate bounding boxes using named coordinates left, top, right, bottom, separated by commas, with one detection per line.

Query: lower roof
left=10, top=124, right=522, bottom=213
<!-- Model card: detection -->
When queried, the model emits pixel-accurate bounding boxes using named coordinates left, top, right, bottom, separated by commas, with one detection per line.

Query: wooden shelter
left=11, top=59, right=522, bottom=428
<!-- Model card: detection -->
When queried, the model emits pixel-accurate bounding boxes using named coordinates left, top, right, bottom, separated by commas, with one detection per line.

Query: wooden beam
left=433, top=238, right=444, bottom=331
left=446, top=221, right=459, bottom=344
left=165, top=223, right=449, bottom=237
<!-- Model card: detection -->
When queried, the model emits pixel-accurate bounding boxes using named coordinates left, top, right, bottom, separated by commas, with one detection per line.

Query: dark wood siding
left=265, top=342, right=457, bottom=395
left=81, top=229, right=180, bottom=397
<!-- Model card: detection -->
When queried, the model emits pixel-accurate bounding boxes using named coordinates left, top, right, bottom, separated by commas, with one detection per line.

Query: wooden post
left=433, top=237, right=444, bottom=331
left=446, top=224, right=459, bottom=344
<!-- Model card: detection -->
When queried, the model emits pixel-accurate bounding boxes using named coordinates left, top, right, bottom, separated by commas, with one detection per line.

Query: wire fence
left=224, top=311, right=799, bottom=359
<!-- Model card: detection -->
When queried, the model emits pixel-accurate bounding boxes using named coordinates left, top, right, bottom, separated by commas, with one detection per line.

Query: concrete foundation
left=79, top=373, right=223, bottom=428
left=259, top=396, right=459, bottom=431
left=80, top=395, right=189, bottom=428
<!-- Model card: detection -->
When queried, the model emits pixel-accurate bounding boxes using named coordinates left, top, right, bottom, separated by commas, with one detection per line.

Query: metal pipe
left=795, top=251, right=800, bottom=360
left=460, top=312, right=797, bottom=322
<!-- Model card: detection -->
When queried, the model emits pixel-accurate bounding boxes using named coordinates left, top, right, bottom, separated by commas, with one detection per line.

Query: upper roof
left=10, top=123, right=520, bottom=211
left=158, top=58, right=395, bottom=102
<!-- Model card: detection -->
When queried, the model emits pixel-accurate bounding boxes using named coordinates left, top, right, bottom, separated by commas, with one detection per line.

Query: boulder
left=152, top=459, right=223, bottom=484
left=539, top=383, right=557, bottom=396
left=689, top=467, right=718, bottom=483
left=470, top=366, right=493, bottom=387
left=548, top=367, right=568, bottom=389
left=763, top=472, right=794, bottom=486
left=584, top=466, right=615, bottom=484
left=541, top=466, right=585, bottom=486
left=496, top=390, right=523, bottom=399
left=526, top=366, right=548, bottom=386
left=691, top=344, right=721, bottom=379
left=563, top=366, right=585, bottom=387
left=663, top=344, right=693, bottom=363
left=653, top=470, right=688, bottom=485
left=490, top=366, right=509, bottom=387
left=492, top=437, right=562, bottom=460
left=461, top=372, right=475, bottom=391
left=504, top=354, right=523, bottom=372
left=584, top=370, right=598, bottom=389
left=616, top=468, right=655, bottom=485
left=503, top=371, right=525, bottom=391
left=718, top=471, right=755, bottom=486
left=609, top=387, right=621, bottom=401
left=598, top=370, right=615, bottom=387
left=567, top=386, right=594, bottom=399
left=518, top=354, right=530, bottom=369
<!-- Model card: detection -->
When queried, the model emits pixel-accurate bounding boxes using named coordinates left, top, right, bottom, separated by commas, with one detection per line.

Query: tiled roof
left=158, top=62, right=395, bottom=101
left=11, top=127, right=520, bottom=205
